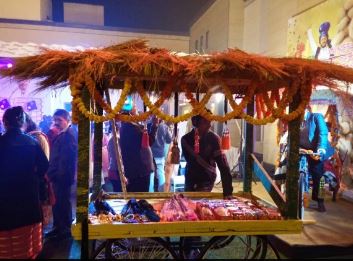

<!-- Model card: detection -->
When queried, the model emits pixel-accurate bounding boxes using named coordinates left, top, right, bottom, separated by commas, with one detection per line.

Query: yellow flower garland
left=68, top=73, right=314, bottom=125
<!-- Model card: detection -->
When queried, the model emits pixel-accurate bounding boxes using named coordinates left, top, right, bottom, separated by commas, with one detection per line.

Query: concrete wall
left=40, top=0, right=52, bottom=21
left=0, top=22, right=189, bottom=51
left=228, top=0, right=244, bottom=49
left=0, top=0, right=52, bottom=21
left=190, top=0, right=231, bottom=53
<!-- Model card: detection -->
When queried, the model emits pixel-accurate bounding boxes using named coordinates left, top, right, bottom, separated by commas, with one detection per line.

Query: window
left=255, top=125, right=263, bottom=142
left=206, top=31, right=209, bottom=49
left=64, top=3, right=104, bottom=26
left=195, top=40, right=198, bottom=52
left=200, top=35, right=204, bottom=53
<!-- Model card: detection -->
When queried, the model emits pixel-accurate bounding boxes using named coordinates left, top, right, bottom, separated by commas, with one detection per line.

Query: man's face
left=53, top=116, right=69, bottom=131
left=319, top=36, right=328, bottom=48
left=198, top=117, right=211, bottom=135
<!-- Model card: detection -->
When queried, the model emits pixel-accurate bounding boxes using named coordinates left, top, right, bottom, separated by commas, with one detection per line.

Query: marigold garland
left=68, top=73, right=314, bottom=125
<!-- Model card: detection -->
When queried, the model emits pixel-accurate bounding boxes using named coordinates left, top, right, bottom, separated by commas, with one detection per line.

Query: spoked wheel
left=180, top=235, right=268, bottom=259
left=104, top=237, right=177, bottom=259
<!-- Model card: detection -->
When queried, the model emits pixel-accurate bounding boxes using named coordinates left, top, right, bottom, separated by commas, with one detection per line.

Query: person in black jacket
left=119, top=120, right=153, bottom=192
left=181, top=113, right=233, bottom=198
left=46, top=109, right=77, bottom=240
left=0, top=106, right=49, bottom=256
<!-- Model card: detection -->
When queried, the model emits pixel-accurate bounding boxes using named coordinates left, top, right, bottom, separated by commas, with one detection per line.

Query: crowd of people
left=0, top=107, right=77, bottom=258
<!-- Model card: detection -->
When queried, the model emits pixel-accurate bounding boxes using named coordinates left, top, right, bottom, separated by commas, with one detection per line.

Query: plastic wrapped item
left=212, top=206, right=232, bottom=220
left=121, top=198, right=160, bottom=223
left=194, top=196, right=283, bottom=221
left=196, top=202, right=216, bottom=220
left=159, top=194, right=199, bottom=222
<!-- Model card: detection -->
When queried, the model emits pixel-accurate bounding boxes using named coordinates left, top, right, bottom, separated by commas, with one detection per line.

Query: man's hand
left=299, top=148, right=313, bottom=155
left=122, top=175, right=128, bottom=185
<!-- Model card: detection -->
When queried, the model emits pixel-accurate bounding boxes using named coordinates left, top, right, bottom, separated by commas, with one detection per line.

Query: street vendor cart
left=3, top=39, right=353, bottom=259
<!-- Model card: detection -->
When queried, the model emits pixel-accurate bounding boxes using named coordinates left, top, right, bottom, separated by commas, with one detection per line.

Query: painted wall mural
left=288, top=0, right=353, bottom=194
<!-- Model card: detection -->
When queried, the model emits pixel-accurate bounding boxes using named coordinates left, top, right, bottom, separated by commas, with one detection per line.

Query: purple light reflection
left=0, top=57, right=13, bottom=69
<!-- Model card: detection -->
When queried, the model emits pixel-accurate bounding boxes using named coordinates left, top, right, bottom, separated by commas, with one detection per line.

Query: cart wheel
left=105, top=237, right=177, bottom=259
left=182, top=235, right=268, bottom=259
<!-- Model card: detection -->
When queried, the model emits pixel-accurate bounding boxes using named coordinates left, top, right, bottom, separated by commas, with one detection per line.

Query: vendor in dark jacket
left=0, top=106, right=49, bottom=231
left=46, top=109, right=78, bottom=240
left=181, top=112, right=233, bottom=198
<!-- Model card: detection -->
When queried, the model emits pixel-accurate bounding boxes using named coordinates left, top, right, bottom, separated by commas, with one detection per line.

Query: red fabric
left=0, top=223, right=42, bottom=259
left=194, top=129, right=200, bottom=154
left=255, top=95, right=263, bottom=119
left=141, top=129, right=150, bottom=148
left=221, top=128, right=231, bottom=150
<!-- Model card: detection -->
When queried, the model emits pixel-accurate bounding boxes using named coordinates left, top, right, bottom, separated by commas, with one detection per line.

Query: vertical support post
left=286, top=88, right=301, bottom=219
left=224, top=96, right=228, bottom=127
left=92, top=91, right=103, bottom=199
left=77, top=88, right=90, bottom=260
left=104, top=90, right=127, bottom=197
left=174, top=92, right=179, bottom=137
left=243, top=98, right=254, bottom=193
left=224, top=97, right=228, bottom=115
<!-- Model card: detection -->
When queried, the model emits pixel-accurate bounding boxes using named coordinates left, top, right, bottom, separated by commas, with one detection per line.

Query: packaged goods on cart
left=88, top=213, right=122, bottom=224
left=195, top=197, right=282, bottom=221
left=120, top=198, right=160, bottom=223
left=159, top=194, right=199, bottom=222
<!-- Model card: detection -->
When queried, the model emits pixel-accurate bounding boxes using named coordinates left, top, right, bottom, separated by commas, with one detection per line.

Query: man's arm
left=147, top=122, right=158, bottom=146
left=35, top=144, right=49, bottom=178
left=315, top=113, right=329, bottom=155
left=62, top=130, right=78, bottom=183
left=307, top=28, right=318, bottom=56
left=181, top=136, right=192, bottom=164
left=212, top=135, right=233, bottom=197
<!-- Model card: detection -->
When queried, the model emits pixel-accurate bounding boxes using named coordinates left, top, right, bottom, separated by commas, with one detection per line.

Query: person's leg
left=110, top=179, right=122, bottom=192
left=60, top=184, right=73, bottom=237
left=47, top=182, right=72, bottom=238
left=149, top=172, right=155, bottom=192
left=155, top=157, right=166, bottom=192
left=309, top=158, right=325, bottom=211
left=48, top=182, right=60, bottom=236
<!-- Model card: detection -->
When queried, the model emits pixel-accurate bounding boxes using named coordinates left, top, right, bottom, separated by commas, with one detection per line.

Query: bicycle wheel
left=104, top=237, right=177, bottom=259
left=180, top=235, right=268, bottom=259
left=200, top=235, right=268, bottom=259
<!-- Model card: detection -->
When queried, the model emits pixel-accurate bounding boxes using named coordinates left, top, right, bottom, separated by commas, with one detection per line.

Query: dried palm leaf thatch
left=2, top=39, right=353, bottom=95
left=274, top=57, right=353, bottom=89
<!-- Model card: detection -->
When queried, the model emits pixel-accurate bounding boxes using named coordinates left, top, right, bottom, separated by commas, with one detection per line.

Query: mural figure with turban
left=307, top=21, right=334, bottom=61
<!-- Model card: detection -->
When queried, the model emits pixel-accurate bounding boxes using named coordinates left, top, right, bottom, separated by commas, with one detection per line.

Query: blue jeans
left=149, top=157, right=166, bottom=192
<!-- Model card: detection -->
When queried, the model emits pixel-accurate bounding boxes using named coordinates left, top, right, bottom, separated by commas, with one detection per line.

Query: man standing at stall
left=181, top=112, right=233, bottom=198
left=46, top=109, right=78, bottom=240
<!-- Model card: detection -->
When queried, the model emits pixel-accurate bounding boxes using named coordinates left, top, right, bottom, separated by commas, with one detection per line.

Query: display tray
left=71, top=192, right=303, bottom=240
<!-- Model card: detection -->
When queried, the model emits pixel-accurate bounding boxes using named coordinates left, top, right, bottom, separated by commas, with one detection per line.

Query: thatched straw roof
left=2, top=39, right=353, bottom=94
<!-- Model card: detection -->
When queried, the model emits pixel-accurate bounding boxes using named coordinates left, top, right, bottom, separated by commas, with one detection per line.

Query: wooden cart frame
left=2, top=39, right=353, bottom=259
